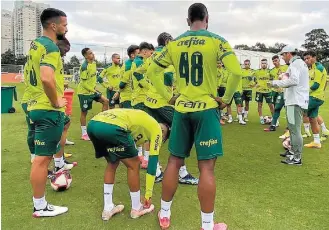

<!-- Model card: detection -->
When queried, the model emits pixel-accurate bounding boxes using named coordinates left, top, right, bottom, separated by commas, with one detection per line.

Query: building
left=12, top=1, right=50, bottom=56
left=1, top=10, right=13, bottom=54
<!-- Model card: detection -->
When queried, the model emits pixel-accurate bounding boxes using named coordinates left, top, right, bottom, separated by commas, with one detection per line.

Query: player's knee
left=32, top=156, right=52, bottom=167
left=198, top=159, right=216, bottom=173
left=167, top=155, right=184, bottom=169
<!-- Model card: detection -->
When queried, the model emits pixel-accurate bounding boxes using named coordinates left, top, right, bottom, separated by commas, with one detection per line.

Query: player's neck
left=86, top=59, right=93, bottom=64
left=42, top=31, right=57, bottom=43
left=190, top=22, right=207, bottom=31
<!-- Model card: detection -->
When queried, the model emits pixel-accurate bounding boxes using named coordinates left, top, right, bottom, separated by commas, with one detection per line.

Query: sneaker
left=155, top=172, right=164, bottom=183
left=227, top=118, right=233, bottom=124
left=304, top=142, right=321, bottom=149
left=65, top=139, right=75, bottom=145
left=32, top=203, right=68, bottom=218
left=138, top=155, right=144, bottom=163
left=179, top=173, right=199, bottom=185
left=279, top=131, right=290, bottom=139
left=260, top=118, right=265, bottom=125
left=239, top=120, right=246, bottom=125
left=64, top=153, right=72, bottom=158
left=280, top=150, right=293, bottom=157
left=302, top=132, right=312, bottom=138
left=264, top=125, right=276, bottom=132
left=141, top=159, right=148, bottom=169
left=55, top=160, right=77, bottom=173
left=281, top=157, right=302, bottom=166
left=158, top=211, right=170, bottom=230
left=81, top=134, right=90, bottom=141
left=201, top=223, right=228, bottom=230
left=130, top=204, right=154, bottom=219
left=102, top=205, right=124, bottom=221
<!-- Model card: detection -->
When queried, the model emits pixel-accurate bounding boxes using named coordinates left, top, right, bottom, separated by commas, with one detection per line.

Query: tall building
left=12, top=1, right=50, bottom=56
left=1, top=10, right=13, bottom=54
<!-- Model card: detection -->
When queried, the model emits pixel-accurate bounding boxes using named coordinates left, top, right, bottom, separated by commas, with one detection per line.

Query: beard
left=56, top=33, right=65, bottom=41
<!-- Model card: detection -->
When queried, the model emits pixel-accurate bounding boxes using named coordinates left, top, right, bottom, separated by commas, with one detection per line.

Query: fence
left=1, top=64, right=24, bottom=83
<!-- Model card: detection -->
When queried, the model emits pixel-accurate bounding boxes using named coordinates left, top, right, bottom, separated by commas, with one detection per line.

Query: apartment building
left=1, top=10, right=13, bottom=54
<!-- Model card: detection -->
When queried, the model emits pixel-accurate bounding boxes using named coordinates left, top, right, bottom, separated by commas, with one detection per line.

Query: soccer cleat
left=280, top=150, right=293, bottom=157
left=239, top=120, right=246, bottom=125
left=260, top=118, right=265, bottom=125
left=138, top=155, right=144, bottom=164
left=102, top=205, right=124, bottom=221
left=155, top=172, right=164, bottom=183
left=64, top=153, right=72, bottom=158
left=179, top=173, right=199, bottom=185
left=81, top=134, right=90, bottom=141
left=130, top=204, right=154, bottom=219
left=201, top=223, right=228, bottom=230
left=141, top=159, right=148, bottom=169
left=321, top=130, right=329, bottom=141
left=281, top=157, right=302, bottom=166
left=304, top=142, right=321, bottom=149
left=32, top=203, right=68, bottom=218
left=227, top=118, right=233, bottom=124
left=279, top=131, right=290, bottom=139
left=276, top=120, right=280, bottom=127
left=302, top=132, right=312, bottom=138
left=55, top=160, right=77, bottom=173
left=65, top=139, right=75, bottom=145
left=264, top=125, right=276, bottom=132
left=158, top=211, right=170, bottom=230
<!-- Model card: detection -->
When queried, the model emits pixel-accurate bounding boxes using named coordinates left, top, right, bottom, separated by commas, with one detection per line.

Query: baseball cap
left=279, top=45, right=299, bottom=55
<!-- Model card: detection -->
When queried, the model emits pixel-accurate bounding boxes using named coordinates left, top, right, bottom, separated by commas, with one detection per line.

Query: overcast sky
left=2, top=0, right=329, bottom=60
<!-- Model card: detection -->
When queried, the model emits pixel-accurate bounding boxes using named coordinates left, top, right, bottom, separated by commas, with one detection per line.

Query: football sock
left=144, top=151, right=150, bottom=161
left=54, top=156, right=65, bottom=168
left=156, top=162, right=162, bottom=177
left=179, top=165, right=188, bottom=178
left=320, top=122, right=328, bottom=132
left=81, top=126, right=87, bottom=136
left=33, top=196, right=47, bottom=210
left=314, top=134, right=321, bottom=144
left=30, top=154, right=35, bottom=161
left=201, top=211, right=214, bottom=230
left=137, top=147, right=143, bottom=156
left=304, top=123, right=310, bottom=134
left=130, top=190, right=142, bottom=210
left=160, top=199, right=172, bottom=218
left=238, top=114, right=243, bottom=122
left=244, top=111, right=249, bottom=118
left=104, top=184, right=114, bottom=211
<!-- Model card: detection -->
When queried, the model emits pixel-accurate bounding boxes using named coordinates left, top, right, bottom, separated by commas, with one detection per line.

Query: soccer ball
left=264, top=116, right=272, bottom=124
left=50, top=170, right=72, bottom=192
left=282, top=137, right=291, bottom=151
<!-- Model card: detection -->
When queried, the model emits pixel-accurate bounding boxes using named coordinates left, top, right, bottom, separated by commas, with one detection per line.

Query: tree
left=1, top=49, right=15, bottom=64
left=302, top=29, right=329, bottom=62
left=63, top=55, right=80, bottom=73
left=234, top=44, right=250, bottom=50
left=268, top=42, right=287, bottom=53
left=251, top=42, right=268, bottom=52
left=16, top=55, right=27, bottom=65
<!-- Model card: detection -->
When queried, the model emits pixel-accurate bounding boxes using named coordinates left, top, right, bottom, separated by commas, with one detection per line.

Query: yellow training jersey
left=21, top=63, right=32, bottom=104
left=99, top=63, right=122, bottom=91
left=269, top=65, right=288, bottom=92
left=309, top=62, right=327, bottom=101
left=145, top=46, right=175, bottom=109
left=119, top=59, right=133, bottom=102
left=91, top=109, right=162, bottom=199
left=217, top=67, right=226, bottom=88
left=241, top=68, right=255, bottom=90
left=146, top=29, right=243, bottom=112
left=25, top=36, right=64, bottom=112
left=77, top=61, right=97, bottom=95
left=131, top=56, right=150, bottom=106
left=254, top=69, right=271, bottom=93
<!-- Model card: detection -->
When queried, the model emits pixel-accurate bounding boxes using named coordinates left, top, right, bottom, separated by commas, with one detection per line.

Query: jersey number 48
left=179, top=52, right=203, bottom=86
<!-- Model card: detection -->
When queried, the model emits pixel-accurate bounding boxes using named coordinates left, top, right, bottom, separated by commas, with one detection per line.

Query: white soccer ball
left=282, top=137, right=291, bottom=151
left=50, top=170, right=72, bottom=192
left=264, top=116, right=273, bottom=124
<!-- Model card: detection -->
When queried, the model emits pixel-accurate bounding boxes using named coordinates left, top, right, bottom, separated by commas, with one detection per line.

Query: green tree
left=63, top=55, right=80, bottom=73
left=302, top=29, right=329, bottom=62
left=1, top=49, right=15, bottom=64
left=234, top=44, right=250, bottom=50
left=251, top=42, right=268, bottom=52
left=16, top=55, right=27, bottom=65
left=268, top=43, right=287, bottom=53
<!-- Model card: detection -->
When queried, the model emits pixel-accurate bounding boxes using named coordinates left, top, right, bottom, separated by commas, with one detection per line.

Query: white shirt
left=271, top=56, right=309, bottom=109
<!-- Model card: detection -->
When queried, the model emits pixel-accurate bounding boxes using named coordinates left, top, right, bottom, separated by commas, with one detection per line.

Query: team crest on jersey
left=177, top=37, right=205, bottom=47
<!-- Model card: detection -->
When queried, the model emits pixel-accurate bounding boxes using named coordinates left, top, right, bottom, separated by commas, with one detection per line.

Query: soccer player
left=264, top=55, right=288, bottom=132
left=142, top=32, right=199, bottom=185
left=77, top=48, right=109, bottom=140
left=98, top=53, right=122, bottom=109
left=147, top=3, right=243, bottom=230
left=254, top=59, right=274, bottom=124
left=241, top=59, right=255, bottom=121
left=87, top=109, right=161, bottom=220
left=302, top=51, right=328, bottom=148
left=26, top=8, right=69, bottom=217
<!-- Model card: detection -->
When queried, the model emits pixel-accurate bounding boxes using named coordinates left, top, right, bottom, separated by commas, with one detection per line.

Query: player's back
left=161, top=30, right=229, bottom=112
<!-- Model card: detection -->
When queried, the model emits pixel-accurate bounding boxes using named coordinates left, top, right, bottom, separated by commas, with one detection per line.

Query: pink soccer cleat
left=158, top=211, right=171, bottom=229
left=141, top=159, right=148, bottom=169
left=81, top=134, right=90, bottom=141
left=201, top=223, right=228, bottom=230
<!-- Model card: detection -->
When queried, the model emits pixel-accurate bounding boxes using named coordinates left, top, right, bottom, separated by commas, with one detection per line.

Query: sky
left=2, top=0, right=329, bottom=61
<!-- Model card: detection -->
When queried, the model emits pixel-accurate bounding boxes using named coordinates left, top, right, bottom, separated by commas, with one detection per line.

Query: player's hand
left=143, top=198, right=152, bottom=209
left=267, top=81, right=273, bottom=88
left=213, top=96, right=227, bottom=110
left=53, top=97, right=67, bottom=109
left=112, top=92, right=120, bottom=100
left=169, top=94, right=180, bottom=105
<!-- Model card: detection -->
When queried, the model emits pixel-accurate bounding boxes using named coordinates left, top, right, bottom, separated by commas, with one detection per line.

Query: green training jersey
left=269, top=65, right=288, bottom=92
left=241, top=68, right=255, bottom=90
left=309, top=62, right=327, bottom=101
left=77, top=61, right=97, bottom=95
left=254, top=68, right=271, bottom=93
left=99, top=63, right=122, bottom=91
left=120, top=59, right=133, bottom=102
left=131, top=56, right=150, bottom=106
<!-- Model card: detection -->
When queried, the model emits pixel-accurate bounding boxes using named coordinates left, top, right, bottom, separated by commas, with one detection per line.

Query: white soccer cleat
left=65, top=139, right=75, bottom=145
left=130, top=204, right=154, bottom=219
left=239, top=120, right=247, bottom=125
left=102, top=205, right=125, bottom=221
left=227, top=118, right=233, bottom=124
left=32, top=203, right=68, bottom=218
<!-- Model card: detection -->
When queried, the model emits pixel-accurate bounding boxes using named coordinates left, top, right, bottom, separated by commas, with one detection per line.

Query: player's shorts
left=133, top=102, right=146, bottom=111
left=255, top=92, right=272, bottom=104
left=273, top=92, right=284, bottom=110
left=87, top=120, right=138, bottom=163
left=120, top=100, right=132, bottom=108
left=107, top=90, right=120, bottom=107
left=64, top=114, right=70, bottom=126
left=78, top=92, right=102, bottom=112
left=22, top=103, right=35, bottom=154
left=29, top=110, right=64, bottom=156
left=229, top=92, right=242, bottom=105
left=242, top=90, right=252, bottom=102
left=307, top=96, right=324, bottom=118
left=145, top=106, right=174, bottom=126
left=272, top=91, right=281, bottom=104
left=217, top=87, right=226, bottom=97
left=169, top=108, right=223, bottom=160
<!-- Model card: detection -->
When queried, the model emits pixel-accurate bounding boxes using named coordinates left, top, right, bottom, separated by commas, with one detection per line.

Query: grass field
left=2, top=83, right=329, bottom=230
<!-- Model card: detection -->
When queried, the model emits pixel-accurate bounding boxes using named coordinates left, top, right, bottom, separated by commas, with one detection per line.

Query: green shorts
left=256, top=92, right=272, bottom=104
left=87, top=120, right=138, bottom=163
left=64, top=114, right=70, bottom=125
left=22, top=103, right=35, bottom=154
left=307, top=96, right=324, bottom=118
left=217, top=87, right=226, bottom=97
left=107, top=90, right=120, bottom=107
left=120, top=100, right=132, bottom=108
left=242, top=90, right=252, bottom=102
left=78, top=92, right=102, bottom=112
left=273, top=92, right=284, bottom=110
left=29, top=110, right=64, bottom=156
left=168, top=108, right=223, bottom=160
left=145, top=106, right=174, bottom=126
left=133, top=102, right=146, bottom=111
left=229, top=92, right=242, bottom=105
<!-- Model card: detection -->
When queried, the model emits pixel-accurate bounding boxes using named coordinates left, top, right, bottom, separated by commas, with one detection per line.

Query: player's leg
left=302, top=115, right=311, bottom=138
left=235, top=93, right=245, bottom=125
left=22, top=103, right=36, bottom=163
left=265, top=93, right=274, bottom=116
left=317, top=115, right=329, bottom=141
left=243, top=90, right=251, bottom=122
left=256, top=92, right=264, bottom=124
left=97, top=94, right=110, bottom=112
left=78, top=94, right=91, bottom=140
left=159, top=111, right=193, bottom=229
left=29, top=110, right=68, bottom=217
left=227, top=100, right=233, bottom=123
left=107, top=89, right=116, bottom=109
left=265, top=92, right=284, bottom=132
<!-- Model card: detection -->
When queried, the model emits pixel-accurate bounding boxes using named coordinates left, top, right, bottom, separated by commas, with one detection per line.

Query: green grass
left=2, top=83, right=329, bottom=230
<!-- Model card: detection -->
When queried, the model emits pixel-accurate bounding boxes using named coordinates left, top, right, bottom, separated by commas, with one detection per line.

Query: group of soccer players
left=20, top=3, right=328, bottom=230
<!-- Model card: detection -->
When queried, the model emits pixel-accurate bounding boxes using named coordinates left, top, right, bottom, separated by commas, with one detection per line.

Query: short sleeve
left=40, top=51, right=59, bottom=71
left=152, top=46, right=172, bottom=69
left=217, top=41, right=234, bottom=61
